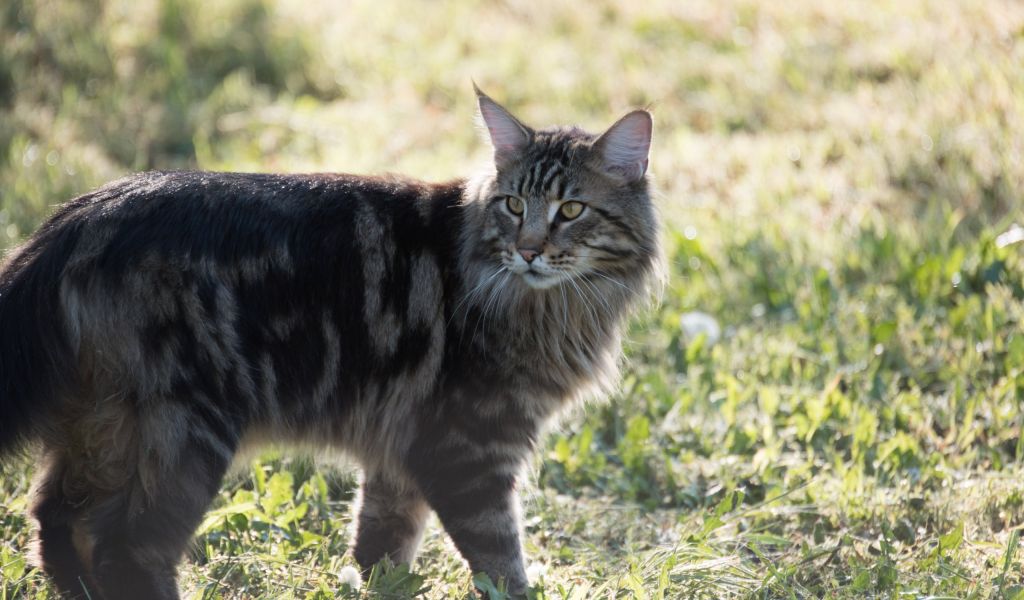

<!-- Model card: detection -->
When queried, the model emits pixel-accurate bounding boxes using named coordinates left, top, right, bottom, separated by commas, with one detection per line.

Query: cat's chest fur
left=451, top=297, right=622, bottom=404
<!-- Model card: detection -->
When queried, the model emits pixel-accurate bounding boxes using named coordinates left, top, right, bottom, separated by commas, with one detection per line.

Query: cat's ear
left=593, top=110, right=652, bottom=182
left=475, top=84, right=532, bottom=167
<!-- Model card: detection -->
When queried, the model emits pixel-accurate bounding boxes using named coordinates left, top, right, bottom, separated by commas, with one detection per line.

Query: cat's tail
left=0, top=209, right=84, bottom=456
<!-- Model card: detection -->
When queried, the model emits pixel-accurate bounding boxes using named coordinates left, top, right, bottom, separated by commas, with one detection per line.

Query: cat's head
left=470, top=86, right=658, bottom=291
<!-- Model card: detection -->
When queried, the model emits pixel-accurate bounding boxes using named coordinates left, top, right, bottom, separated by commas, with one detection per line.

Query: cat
left=0, top=85, right=659, bottom=599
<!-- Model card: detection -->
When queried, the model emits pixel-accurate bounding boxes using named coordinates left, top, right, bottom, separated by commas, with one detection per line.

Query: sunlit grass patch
left=2, top=0, right=1024, bottom=597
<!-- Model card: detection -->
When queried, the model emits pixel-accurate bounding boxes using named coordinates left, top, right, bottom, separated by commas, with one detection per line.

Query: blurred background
left=2, top=0, right=1024, bottom=597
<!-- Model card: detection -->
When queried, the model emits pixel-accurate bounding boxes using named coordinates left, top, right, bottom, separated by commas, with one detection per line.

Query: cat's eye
left=559, top=201, right=585, bottom=220
left=506, top=196, right=525, bottom=216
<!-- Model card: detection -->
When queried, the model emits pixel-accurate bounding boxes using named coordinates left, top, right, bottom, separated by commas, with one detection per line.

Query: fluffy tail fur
left=0, top=210, right=84, bottom=455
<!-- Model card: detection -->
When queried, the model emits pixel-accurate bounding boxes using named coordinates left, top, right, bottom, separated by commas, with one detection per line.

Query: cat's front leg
left=405, top=430, right=531, bottom=595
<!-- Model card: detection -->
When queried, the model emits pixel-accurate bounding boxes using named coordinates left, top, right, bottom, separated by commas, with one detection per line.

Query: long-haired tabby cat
left=0, top=86, right=658, bottom=599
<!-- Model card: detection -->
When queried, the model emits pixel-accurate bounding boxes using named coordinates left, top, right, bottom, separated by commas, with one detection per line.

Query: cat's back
left=62, top=170, right=447, bottom=269
left=44, top=170, right=464, bottom=300
left=28, top=170, right=465, bottom=417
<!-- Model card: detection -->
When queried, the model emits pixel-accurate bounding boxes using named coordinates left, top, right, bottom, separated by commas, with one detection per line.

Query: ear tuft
left=475, top=86, right=532, bottom=167
left=595, top=110, right=652, bottom=181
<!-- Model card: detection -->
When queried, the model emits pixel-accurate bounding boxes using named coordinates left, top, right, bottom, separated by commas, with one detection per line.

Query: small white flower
left=996, top=223, right=1024, bottom=249
left=338, top=565, right=362, bottom=590
left=680, top=311, right=721, bottom=345
left=526, top=561, right=548, bottom=582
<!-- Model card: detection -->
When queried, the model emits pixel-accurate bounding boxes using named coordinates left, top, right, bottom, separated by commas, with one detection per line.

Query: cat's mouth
left=520, top=268, right=563, bottom=290
left=504, top=254, right=570, bottom=289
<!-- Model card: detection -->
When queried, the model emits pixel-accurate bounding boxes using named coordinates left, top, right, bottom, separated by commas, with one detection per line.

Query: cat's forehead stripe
left=530, top=162, right=545, bottom=196
left=557, top=178, right=570, bottom=200
left=539, top=163, right=563, bottom=196
left=514, top=159, right=566, bottom=199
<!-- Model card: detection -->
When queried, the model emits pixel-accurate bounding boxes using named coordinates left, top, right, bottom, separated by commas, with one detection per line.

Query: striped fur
left=0, top=90, right=659, bottom=598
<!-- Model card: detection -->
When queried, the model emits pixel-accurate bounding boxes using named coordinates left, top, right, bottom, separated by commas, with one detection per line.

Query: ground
left=1, top=0, right=1024, bottom=598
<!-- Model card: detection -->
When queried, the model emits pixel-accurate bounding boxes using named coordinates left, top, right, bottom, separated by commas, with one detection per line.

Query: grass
left=2, top=0, right=1024, bottom=597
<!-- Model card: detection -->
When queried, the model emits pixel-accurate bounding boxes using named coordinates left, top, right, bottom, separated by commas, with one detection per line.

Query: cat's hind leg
left=352, top=469, right=431, bottom=572
left=80, top=437, right=234, bottom=600
left=29, top=452, right=94, bottom=599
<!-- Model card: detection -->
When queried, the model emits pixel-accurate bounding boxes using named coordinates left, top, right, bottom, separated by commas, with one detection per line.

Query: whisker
left=567, top=251, right=618, bottom=259
left=558, top=282, right=569, bottom=335
left=489, top=272, right=513, bottom=339
left=448, top=266, right=506, bottom=328
left=473, top=271, right=510, bottom=346
left=582, top=279, right=607, bottom=325
left=588, top=269, right=632, bottom=292
left=456, top=267, right=506, bottom=349
left=577, top=274, right=613, bottom=316
left=567, top=277, right=601, bottom=333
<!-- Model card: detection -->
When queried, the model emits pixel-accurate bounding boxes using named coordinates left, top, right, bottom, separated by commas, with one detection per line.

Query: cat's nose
left=518, top=248, right=540, bottom=263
